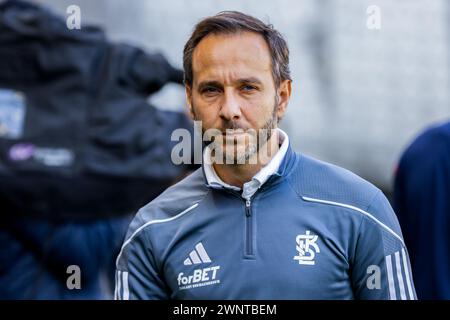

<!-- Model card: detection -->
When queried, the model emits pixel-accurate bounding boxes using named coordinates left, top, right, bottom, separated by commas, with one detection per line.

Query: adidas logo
left=183, top=242, right=211, bottom=265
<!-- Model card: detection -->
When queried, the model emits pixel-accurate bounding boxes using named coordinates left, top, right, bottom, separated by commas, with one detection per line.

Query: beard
left=193, top=96, right=279, bottom=165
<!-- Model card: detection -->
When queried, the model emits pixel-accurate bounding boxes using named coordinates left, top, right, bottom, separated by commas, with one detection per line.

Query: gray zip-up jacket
left=115, top=145, right=417, bottom=300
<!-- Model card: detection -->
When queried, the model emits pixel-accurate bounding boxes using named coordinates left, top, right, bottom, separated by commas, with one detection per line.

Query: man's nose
left=219, top=90, right=241, bottom=121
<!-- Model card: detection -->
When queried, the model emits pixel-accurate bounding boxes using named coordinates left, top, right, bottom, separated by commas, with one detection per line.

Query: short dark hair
left=183, top=11, right=291, bottom=88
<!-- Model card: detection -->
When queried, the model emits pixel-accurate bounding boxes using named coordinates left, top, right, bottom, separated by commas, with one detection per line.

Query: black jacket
left=0, top=0, right=192, bottom=219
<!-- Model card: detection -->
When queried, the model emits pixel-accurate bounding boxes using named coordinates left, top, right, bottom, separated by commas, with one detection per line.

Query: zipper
left=244, top=198, right=254, bottom=257
left=245, top=199, right=251, bottom=217
left=221, top=189, right=256, bottom=258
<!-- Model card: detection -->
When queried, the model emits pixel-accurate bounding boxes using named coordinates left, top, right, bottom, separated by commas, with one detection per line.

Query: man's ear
left=185, top=85, right=195, bottom=120
left=276, top=79, right=292, bottom=121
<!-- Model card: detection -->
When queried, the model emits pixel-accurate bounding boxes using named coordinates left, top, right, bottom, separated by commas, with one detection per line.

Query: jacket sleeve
left=115, top=215, right=170, bottom=300
left=350, top=191, right=417, bottom=300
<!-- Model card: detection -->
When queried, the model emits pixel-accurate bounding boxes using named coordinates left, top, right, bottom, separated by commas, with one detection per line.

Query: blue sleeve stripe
left=401, top=248, right=415, bottom=299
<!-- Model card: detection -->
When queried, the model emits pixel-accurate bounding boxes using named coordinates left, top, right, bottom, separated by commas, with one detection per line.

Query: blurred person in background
left=0, top=0, right=193, bottom=299
left=394, top=121, right=450, bottom=300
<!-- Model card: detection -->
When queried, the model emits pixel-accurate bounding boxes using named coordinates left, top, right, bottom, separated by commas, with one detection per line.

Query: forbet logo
left=177, top=266, right=220, bottom=290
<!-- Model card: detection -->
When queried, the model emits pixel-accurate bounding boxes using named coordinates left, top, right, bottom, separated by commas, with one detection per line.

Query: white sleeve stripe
left=122, top=271, right=129, bottom=300
left=401, top=248, right=415, bottom=300
left=114, top=271, right=118, bottom=300
left=385, top=254, right=397, bottom=300
left=115, top=203, right=199, bottom=268
left=395, top=251, right=407, bottom=300
left=117, top=270, right=122, bottom=300
left=302, top=196, right=405, bottom=245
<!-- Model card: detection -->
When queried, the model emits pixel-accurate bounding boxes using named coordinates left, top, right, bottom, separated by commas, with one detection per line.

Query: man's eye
left=201, top=87, right=220, bottom=94
left=241, top=85, right=257, bottom=92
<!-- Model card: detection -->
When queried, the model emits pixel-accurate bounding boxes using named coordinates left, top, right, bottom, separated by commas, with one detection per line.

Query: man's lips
left=221, top=131, right=247, bottom=139
left=220, top=128, right=248, bottom=134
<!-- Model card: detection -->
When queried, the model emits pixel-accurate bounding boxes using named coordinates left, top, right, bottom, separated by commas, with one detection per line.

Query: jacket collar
left=201, top=128, right=295, bottom=192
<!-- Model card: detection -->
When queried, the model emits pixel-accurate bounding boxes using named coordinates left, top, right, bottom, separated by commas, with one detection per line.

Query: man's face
left=186, top=31, right=291, bottom=164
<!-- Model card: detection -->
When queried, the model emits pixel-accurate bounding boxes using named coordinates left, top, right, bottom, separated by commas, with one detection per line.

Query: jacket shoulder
left=125, top=168, right=209, bottom=238
left=288, top=153, right=404, bottom=238
left=288, top=153, right=380, bottom=212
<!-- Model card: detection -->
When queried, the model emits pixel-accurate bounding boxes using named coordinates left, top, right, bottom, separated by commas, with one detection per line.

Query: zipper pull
left=245, top=199, right=251, bottom=217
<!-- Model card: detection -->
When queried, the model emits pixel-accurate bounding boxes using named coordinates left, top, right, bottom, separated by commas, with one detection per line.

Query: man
left=115, top=11, right=416, bottom=300
left=394, top=121, right=450, bottom=300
